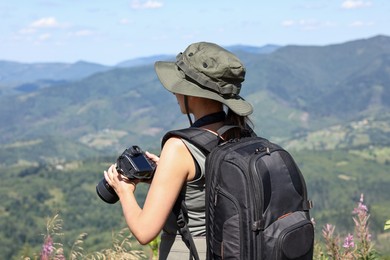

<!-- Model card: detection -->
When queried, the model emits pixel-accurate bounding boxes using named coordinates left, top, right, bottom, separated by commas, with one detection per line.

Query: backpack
left=162, top=126, right=314, bottom=260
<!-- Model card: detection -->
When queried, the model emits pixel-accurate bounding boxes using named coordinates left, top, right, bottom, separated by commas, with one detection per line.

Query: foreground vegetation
left=22, top=193, right=388, bottom=259
left=24, top=214, right=148, bottom=259
left=314, top=194, right=384, bottom=259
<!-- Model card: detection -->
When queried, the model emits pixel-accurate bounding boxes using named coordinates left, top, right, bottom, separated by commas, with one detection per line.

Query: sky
left=1, top=0, right=389, bottom=66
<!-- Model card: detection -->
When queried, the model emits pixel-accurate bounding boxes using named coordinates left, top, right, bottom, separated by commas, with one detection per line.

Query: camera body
left=96, top=145, right=156, bottom=204
left=116, top=145, right=156, bottom=180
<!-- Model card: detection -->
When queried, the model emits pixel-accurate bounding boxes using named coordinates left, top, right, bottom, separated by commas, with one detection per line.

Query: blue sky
left=1, top=0, right=389, bottom=65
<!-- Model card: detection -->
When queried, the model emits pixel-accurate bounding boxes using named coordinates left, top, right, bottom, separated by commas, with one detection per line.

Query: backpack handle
left=216, top=125, right=239, bottom=136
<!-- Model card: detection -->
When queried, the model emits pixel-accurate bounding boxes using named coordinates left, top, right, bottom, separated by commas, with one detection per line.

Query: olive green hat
left=154, top=42, right=253, bottom=116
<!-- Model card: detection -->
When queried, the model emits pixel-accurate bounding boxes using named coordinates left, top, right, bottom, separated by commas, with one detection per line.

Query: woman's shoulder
left=161, top=135, right=189, bottom=157
left=163, top=135, right=185, bottom=147
left=158, top=135, right=195, bottom=180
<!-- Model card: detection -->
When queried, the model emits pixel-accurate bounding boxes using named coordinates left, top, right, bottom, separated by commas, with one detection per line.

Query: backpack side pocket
left=263, top=211, right=314, bottom=260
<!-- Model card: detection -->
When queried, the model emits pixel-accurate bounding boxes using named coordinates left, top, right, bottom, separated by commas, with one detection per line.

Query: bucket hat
left=155, top=42, right=253, bottom=116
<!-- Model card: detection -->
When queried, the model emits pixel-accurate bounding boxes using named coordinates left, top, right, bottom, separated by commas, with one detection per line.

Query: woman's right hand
left=104, top=164, right=137, bottom=195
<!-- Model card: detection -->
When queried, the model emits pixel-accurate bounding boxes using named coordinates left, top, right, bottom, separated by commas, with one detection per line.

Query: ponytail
left=223, top=108, right=254, bottom=139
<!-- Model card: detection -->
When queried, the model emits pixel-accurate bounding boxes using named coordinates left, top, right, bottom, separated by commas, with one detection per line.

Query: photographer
left=103, top=42, right=254, bottom=259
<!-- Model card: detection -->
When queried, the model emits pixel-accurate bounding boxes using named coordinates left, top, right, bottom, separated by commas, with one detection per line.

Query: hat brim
left=155, top=61, right=253, bottom=116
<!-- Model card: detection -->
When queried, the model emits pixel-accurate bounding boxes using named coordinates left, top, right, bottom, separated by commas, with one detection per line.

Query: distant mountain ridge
left=0, top=35, right=389, bottom=165
left=0, top=44, right=279, bottom=84
left=226, top=44, right=280, bottom=54
left=116, top=54, right=174, bottom=68
left=0, top=44, right=279, bottom=95
left=115, top=44, right=280, bottom=67
left=0, top=60, right=111, bottom=85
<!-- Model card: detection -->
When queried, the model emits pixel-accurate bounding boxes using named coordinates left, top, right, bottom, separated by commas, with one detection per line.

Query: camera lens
left=96, top=178, right=119, bottom=204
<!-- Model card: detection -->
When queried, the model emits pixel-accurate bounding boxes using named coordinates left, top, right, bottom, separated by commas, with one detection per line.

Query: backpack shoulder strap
left=162, top=127, right=223, bottom=155
left=175, top=197, right=200, bottom=260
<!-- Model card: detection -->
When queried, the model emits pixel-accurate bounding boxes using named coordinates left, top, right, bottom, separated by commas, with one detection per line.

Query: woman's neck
left=191, top=111, right=225, bottom=133
left=187, top=96, right=224, bottom=129
left=192, top=111, right=225, bottom=127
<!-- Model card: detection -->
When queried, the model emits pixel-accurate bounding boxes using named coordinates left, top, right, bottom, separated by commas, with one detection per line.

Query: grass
left=23, top=214, right=148, bottom=260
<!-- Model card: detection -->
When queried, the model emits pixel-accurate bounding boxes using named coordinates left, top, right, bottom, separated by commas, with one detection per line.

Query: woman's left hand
left=145, top=151, right=160, bottom=165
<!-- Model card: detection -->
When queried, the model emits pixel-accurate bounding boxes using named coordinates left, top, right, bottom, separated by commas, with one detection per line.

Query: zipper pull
left=252, top=219, right=264, bottom=231
left=255, top=146, right=271, bottom=155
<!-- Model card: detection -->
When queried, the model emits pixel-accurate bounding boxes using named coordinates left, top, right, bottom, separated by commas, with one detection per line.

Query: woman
left=104, top=42, right=254, bottom=259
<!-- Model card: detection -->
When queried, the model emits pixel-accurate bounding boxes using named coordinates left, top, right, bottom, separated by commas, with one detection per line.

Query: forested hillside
left=0, top=35, right=389, bottom=258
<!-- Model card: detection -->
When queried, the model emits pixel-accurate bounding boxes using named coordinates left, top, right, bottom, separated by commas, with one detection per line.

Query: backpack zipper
left=206, top=137, right=274, bottom=259
left=249, top=153, right=264, bottom=232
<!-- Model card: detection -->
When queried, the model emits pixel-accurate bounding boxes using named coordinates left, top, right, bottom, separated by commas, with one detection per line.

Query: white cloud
left=282, top=20, right=295, bottom=27
left=30, top=17, right=60, bottom=28
left=68, top=30, right=95, bottom=37
left=19, top=17, right=68, bottom=37
left=341, top=0, right=372, bottom=9
left=282, top=19, right=324, bottom=30
left=75, top=30, right=94, bottom=36
left=349, top=21, right=374, bottom=27
left=131, top=0, right=163, bottom=10
left=298, top=20, right=320, bottom=30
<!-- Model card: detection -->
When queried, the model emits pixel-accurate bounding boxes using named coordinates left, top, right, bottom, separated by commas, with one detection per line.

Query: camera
left=96, top=145, right=156, bottom=204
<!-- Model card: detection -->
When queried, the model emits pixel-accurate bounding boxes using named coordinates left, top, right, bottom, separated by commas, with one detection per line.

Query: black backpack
left=162, top=127, right=314, bottom=260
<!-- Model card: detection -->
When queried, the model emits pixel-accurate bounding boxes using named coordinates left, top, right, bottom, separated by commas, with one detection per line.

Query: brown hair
left=223, top=108, right=254, bottom=140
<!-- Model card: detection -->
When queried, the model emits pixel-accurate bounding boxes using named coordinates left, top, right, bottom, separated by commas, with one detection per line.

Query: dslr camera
left=96, top=145, right=156, bottom=204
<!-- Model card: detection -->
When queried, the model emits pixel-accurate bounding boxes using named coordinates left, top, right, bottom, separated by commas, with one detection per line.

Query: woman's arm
left=104, top=137, right=195, bottom=244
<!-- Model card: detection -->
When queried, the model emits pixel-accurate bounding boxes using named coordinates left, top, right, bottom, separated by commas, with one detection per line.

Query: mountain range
left=0, top=45, right=278, bottom=93
left=0, top=35, right=389, bottom=165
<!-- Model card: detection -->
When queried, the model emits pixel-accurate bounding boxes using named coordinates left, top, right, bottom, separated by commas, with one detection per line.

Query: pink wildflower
left=343, top=233, right=355, bottom=249
left=323, top=224, right=335, bottom=237
left=322, top=223, right=340, bottom=259
left=352, top=194, right=368, bottom=215
left=40, top=235, right=54, bottom=259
